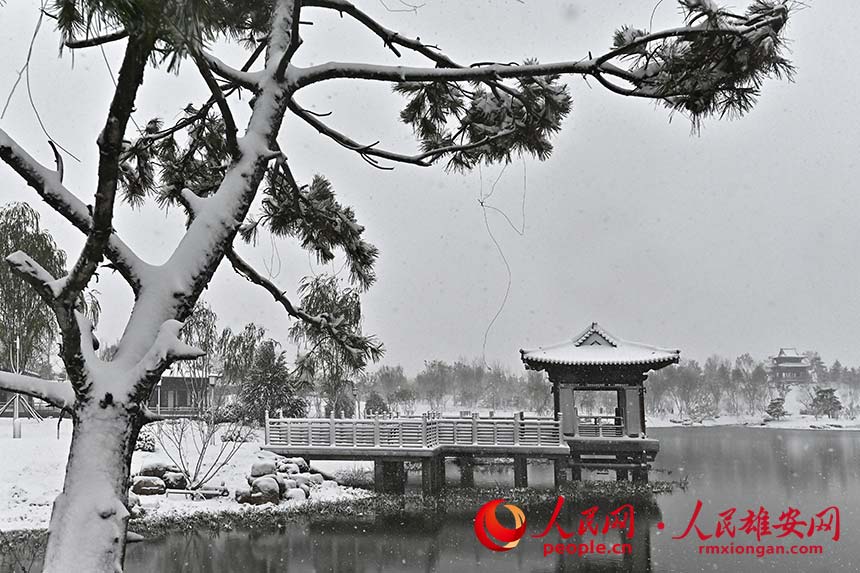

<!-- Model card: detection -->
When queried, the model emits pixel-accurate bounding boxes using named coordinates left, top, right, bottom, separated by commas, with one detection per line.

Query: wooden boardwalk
left=262, top=413, right=570, bottom=493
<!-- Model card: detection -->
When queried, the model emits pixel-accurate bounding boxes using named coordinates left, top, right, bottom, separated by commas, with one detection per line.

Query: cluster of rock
left=235, top=457, right=338, bottom=505
left=130, top=461, right=188, bottom=496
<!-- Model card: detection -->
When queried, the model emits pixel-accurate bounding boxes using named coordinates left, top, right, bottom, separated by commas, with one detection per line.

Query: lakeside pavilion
left=521, top=322, right=680, bottom=481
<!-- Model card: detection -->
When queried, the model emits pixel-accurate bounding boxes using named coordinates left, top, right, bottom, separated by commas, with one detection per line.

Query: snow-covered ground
left=0, top=418, right=369, bottom=532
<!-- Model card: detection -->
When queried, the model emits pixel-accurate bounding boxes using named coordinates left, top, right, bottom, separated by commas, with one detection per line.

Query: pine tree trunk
left=42, top=400, right=140, bottom=573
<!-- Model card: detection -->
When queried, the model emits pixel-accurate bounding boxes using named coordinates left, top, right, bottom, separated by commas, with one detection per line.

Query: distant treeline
left=360, top=360, right=552, bottom=415
left=363, top=352, right=860, bottom=420
left=647, top=352, right=860, bottom=419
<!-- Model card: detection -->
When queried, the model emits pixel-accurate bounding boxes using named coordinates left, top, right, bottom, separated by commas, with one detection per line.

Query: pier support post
left=553, top=457, right=568, bottom=488
left=375, top=460, right=407, bottom=494
left=459, top=457, right=475, bottom=488
left=570, top=455, right=582, bottom=481
left=436, top=457, right=446, bottom=489
left=422, top=456, right=445, bottom=495
left=513, top=456, right=528, bottom=488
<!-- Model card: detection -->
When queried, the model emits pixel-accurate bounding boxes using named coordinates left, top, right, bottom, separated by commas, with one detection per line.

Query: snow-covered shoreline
left=647, top=413, right=860, bottom=430
left=0, top=418, right=371, bottom=533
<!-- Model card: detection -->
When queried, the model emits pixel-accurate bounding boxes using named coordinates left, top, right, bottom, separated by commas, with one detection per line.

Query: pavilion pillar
left=639, top=386, right=647, bottom=436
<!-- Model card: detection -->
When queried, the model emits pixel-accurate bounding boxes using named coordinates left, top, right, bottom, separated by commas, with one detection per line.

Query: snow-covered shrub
left=135, top=426, right=156, bottom=452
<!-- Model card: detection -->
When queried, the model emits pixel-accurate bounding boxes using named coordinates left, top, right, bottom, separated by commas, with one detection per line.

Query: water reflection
left=124, top=501, right=662, bottom=573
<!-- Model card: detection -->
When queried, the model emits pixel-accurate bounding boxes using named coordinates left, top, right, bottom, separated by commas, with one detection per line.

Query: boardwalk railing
left=265, top=412, right=565, bottom=450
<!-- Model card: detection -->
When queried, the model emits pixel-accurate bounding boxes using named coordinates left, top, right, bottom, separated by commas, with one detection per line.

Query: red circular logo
left=474, top=499, right=527, bottom=551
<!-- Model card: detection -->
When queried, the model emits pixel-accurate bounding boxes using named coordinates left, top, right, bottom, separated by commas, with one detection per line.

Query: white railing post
left=330, top=413, right=336, bottom=446
left=421, top=413, right=427, bottom=447
left=286, top=419, right=291, bottom=446
left=557, top=413, right=564, bottom=445
left=264, top=409, right=270, bottom=445
left=572, top=406, right=579, bottom=437
left=472, top=412, right=478, bottom=445
left=373, top=414, right=380, bottom=446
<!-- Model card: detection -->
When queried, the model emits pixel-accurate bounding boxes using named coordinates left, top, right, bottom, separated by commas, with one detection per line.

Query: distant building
left=768, top=348, right=812, bottom=386
left=147, top=372, right=237, bottom=417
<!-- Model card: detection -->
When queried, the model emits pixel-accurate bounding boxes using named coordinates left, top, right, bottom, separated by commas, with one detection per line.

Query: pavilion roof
left=520, top=322, right=680, bottom=368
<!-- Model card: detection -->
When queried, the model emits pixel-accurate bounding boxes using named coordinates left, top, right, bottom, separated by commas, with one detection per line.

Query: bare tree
left=0, top=0, right=795, bottom=570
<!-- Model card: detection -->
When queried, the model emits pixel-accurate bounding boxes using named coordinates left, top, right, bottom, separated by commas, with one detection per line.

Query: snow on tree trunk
left=43, top=399, right=140, bottom=573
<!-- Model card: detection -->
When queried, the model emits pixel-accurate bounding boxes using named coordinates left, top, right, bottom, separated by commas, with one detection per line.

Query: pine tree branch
left=289, top=9, right=788, bottom=96
left=60, top=33, right=155, bottom=308
left=200, top=52, right=261, bottom=90
left=191, top=49, right=240, bottom=158
left=0, top=129, right=151, bottom=295
left=65, top=29, right=129, bottom=49
left=5, top=251, right=61, bottom=303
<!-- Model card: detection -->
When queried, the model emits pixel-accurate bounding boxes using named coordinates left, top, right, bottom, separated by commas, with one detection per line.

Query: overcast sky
left=0, top=1, right=856, bottom=375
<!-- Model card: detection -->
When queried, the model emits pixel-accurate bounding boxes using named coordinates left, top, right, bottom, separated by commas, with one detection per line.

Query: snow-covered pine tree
left=0, top=1, right=795, bottom=570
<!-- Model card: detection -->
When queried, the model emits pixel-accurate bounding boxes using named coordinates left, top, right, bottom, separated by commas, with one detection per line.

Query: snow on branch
left=200, top=51, right=261, bottom=90
left=0, top=131, right=151, bottom=295
left=135, top=319, right=206, bottom=376
left=5, top=250, right=65, bottom=302
left=0, top=371, right=75, bottom=410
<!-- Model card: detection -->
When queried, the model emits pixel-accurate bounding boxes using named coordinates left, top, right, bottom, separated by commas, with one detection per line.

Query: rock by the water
left=321, top=480, right=338, bottom=490
left=138, top=461, right=180, bottom=479
left=287, top=457, right=309, bottom=472
left=251, top=460, right=277, bottom=478
left=308, top=473, right=324, bottom=485
left=235, top=487, right=253, bottom=504
left=293, top=473, right=312, bottom=486
left=127, top=491, right=140, bottom=508
left=285, top=488, right=307, bottom=501
left=298, top=483, right=310, bottom=497
left=259, top=473, right=286, bottom=496
left=284, top=479, right=297, bottom=490
left=251, top=476, right=281, bottom=505
left=162, top=472, right=188, bottom=490
left=280, top=463, right=300, bottom=475
left=132, top=476, right=166, bottom=495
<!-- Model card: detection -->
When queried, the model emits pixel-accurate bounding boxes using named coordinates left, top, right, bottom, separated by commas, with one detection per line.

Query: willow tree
left=0, top=202, right=67, bottom=376
left=0, top=0, right=794, bottom=570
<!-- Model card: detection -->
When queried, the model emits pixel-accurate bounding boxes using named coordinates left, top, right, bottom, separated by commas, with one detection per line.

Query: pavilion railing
left=573, top=413, right=625, bottom=438
left=265, top=412, right=565, bottom=449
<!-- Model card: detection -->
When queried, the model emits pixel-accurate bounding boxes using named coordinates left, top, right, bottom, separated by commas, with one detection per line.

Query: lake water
left=11, top=427, right=860, bottom=572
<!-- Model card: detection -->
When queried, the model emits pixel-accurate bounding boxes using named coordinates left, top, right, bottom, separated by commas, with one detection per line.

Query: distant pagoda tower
left=768, top=348, right=812, bottom=386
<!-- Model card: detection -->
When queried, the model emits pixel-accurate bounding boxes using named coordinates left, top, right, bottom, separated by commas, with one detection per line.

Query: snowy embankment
left=0, top=419, right=370, bottom=532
